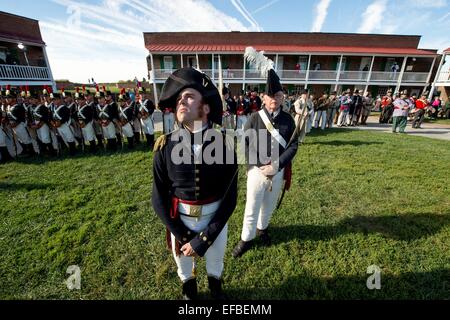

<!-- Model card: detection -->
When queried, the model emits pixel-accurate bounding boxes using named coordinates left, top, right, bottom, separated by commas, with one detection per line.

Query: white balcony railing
left=437, top=71, right=450, bottom=82
left=0, top=64, right=51, bottom=81
left=401, top=72, right=428, bottom=82
left=370, top=71, right=400, bottom=82
left=151, top=68, right=431, bottom=84
left=308, top=70, right=338, bottom=80
left=339, top=71, right=370, bottom=81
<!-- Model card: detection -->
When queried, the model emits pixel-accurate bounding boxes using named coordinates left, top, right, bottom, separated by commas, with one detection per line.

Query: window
left=163, top=56, right=173, bottom=70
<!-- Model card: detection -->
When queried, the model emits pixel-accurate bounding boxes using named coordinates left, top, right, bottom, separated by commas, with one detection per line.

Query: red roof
left=146, top=44, right=436, bottom=56
left=444, top=47, right=450, bottom=53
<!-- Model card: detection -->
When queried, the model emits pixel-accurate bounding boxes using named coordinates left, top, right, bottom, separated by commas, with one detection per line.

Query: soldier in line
left=5, top=86, right=37, bottom=157
left=85, top=88, right=104, bottom=150
left=50, top=92, right=77, bottom=156
left=117, top=89, right=136, bottom=149
left=379, top=89, right=394, bottom=124
left=0, top=89, right=14, bottom=163
left=96, top=89, right=119, bottom=151
left=222, top=86, right=236, bottom=130
left=28, top=90, right=56, bottom=156
left=326, top=91, right=339, bottom=129
left=75, top=88, right=98, bottom=153
left=137, top=87, right=156, bottom=149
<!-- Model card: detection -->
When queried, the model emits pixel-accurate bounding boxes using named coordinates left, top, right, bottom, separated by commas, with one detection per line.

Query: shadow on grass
left=311, top=140, right=385, bottom=147
left=270, top=213, right=450, bottom=243
left=12, top=144, right=153, bottom=165
left=224, top=269, right=449, bottom=299
left=0, top=182, right=56, bottom=191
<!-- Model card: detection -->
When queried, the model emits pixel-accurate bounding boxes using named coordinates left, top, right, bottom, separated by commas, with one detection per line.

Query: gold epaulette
left=153, top=134, right=167, bottom=152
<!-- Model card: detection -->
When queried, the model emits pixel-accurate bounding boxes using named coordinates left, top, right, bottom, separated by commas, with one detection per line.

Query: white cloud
left=310, top=0, right=331, bottom=32
left=41, top=0, right=250, bottom=83
left=410, top=0, right=447, bottom=8
left=230, top=0, right=263, bottom=31
left=357, top=0, right=389, bottom=33
left=252, top=0, right=280, bottom=14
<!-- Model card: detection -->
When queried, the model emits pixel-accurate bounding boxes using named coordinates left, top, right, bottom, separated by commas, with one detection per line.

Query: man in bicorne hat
left=232, top=64, right=299, bottom=258
left=152, top=67, right=237, bottom=300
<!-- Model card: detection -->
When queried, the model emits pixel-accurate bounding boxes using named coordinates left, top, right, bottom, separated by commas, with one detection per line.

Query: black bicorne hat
left=265, top=69, right=283, bottom=96
left=158, top=67, right=222, bottom=125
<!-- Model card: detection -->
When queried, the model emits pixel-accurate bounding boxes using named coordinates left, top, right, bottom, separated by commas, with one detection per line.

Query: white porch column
left=424, top=56, right=437, bottom=93
left=196, top=53, right=199, bottom=70
left=275, top=54, right=279, bottom=71
left=428, top=53, right=447, bottom=100
left=211, top=53, right=215, bottom=82
left=395, top=56, right=408, bottom=93
left=365, top=55, right=376, bottom=94
left=180, top=54, right=183, bottom=68
left=334, top=55, right=343, bottom=91
left=304, top=54, right=311, bottom=89
left=149, top=52, right=158, bottom=104
left=242, top=55, right=246, bottom=91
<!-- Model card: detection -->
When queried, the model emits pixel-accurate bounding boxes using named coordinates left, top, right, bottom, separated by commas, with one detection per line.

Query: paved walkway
left=339, top=116, right=450, bottom=141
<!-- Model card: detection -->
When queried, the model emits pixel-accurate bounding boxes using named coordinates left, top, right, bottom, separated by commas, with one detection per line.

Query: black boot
left=96, top=135, right=104, bottom=150
left=25, top=143, right=37, bottom=157
left=232, top=240, right=253, bottom=258
left=68, top=142, right=77, bottom=156
left=256, top=228, right=271, bottom=246
left=116, top=134, right=122, bottom=147
left=107, top=139, right=117, bottom=151
left=134, top=132, right=141, bottom=144
left=37, top=140, right=45, bottom=157
left=208, top=277, right=227, bottom=300
left=146, top=134, right=154, bottom=149
left=0, top=146, right=13, bottom=163
left=127, top=137, right=135, bottom=149
left=46, top=143, right=57, bottom=157
left=182, top=278, right=198, bottom=300
left=89, top=140, right=97, bottom=153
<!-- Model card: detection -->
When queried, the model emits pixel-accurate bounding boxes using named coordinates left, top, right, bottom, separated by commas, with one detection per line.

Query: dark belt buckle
left=189, top=205, right=202, bottom=219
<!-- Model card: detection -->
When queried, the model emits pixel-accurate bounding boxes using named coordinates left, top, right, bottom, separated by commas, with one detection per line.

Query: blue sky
left=3, top=0, right=449, bottom=82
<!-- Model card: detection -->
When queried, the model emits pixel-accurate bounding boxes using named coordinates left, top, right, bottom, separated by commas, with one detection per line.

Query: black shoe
left=256, top=228, right=271, bottom=246
left=232, top=240, right=252, bottom=258
left=127, top=137, right=135, bottom=149
left=134, top=132, right=141, bottom=144
left=208, top=276, right=227, bottom=300
left=0, top=146, right=13, bottom=163
left=182, top=278, right=198, bottom=300
left=96, top=135, right=104, bottom=149
left=68, top=142, right=77, bottom=156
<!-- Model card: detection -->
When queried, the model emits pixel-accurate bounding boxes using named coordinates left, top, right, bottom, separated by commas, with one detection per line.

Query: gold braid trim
left=153, top=134, right=167, bottom=152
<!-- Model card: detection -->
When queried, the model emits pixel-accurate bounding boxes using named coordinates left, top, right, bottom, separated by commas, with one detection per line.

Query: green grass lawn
left=0, top=129, right=449, bottom=300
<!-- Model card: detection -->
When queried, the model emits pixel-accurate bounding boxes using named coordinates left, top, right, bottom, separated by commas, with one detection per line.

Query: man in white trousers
left=232, top=67, right=299, bottom=258
left=152, top=67, right=237, bottom=300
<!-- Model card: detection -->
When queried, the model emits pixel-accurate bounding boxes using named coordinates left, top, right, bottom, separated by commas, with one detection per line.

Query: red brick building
left=144, top=32, right=439, bottom=102
left=0, top=11, right=56, bottom=91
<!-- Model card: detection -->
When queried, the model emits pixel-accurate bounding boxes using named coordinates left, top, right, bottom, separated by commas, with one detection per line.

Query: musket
left=276, top=103, right=309, bottom=210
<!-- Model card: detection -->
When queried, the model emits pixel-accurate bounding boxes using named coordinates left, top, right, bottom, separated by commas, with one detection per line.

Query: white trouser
left=314, top=110, right=327, bottom=130
left=163, top=112, right=175, bottom=134
left=0, top=127, right=6, bottom=147
left=102, top=122, right=116, bottom=139
left=241, top=166, right=285, bottom=242
left=337, top=110, right=348, bottom=126
left=172, top=209, right=227, bottom=282
left=12, top=122, right=32, bottom=144
left=133, top=118, right=141, bottom=133
left=36, top=123, right=51, bottom=144
left=236, top=115, right=247, bottom=131
left=121, top=122, right=134, bottom=138
left=71, top=119, right=82, bottom=139
left=93, top=121, right=103, bottom=136
left=140, top=116, right=154, bottom=135
left=57, top=122, right=75, bottom=144
left=222, top=115, right=235, bottom=130
left=81, top=121, right=96, bottom=142
left=306, top=110, right=314, bottom=133
left=326, top=109, right=336, bottom=128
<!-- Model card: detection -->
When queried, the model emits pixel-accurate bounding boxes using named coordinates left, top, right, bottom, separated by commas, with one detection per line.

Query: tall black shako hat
left=244, top=47, right=282, bottom=96
left=158, top=67, right=222, bottom=125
